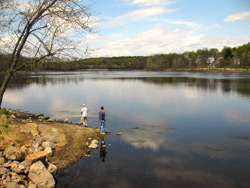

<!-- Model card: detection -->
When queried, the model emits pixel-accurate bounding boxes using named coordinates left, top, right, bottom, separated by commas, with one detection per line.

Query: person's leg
left=103, top=120, right=105, bottom=132
left=84, top=117, right=88, bottom=126
left=81, top=116, right=84, bottom=125
left=100, top=120, right=104, bottom=133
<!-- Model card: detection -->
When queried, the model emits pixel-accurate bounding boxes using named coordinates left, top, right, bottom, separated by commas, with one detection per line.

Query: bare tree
left=0, top=0, right=97, bottom=108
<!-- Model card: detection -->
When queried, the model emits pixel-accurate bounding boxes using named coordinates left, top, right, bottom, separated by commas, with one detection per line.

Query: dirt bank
left=0, top=109, right=106, bottom=171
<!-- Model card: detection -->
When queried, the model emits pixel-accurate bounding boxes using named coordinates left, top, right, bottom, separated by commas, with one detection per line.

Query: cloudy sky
left=85, top=0, right=250, bottom=57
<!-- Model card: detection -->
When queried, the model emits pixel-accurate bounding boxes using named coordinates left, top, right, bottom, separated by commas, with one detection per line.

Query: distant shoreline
left=163, top=68, right=250, bottom=73
left=69, top=68, right=250, bottom=73
left=3, top=68, right=250, bottom=75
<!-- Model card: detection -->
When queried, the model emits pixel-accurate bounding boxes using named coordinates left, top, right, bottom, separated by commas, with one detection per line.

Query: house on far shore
left=207, top=56, right=216, bottom=69
left=207, top=57, right=215, bottom=64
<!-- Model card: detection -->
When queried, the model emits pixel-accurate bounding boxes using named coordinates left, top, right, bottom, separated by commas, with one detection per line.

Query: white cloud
left=131, top=0, right=175, bottom=7
left=92, top=26, right=213, bottom=56
left=91, top=17, right=250, bottom=57
left=102, top=7, right=177, bottom=28
left=224, top=11, right=250, bottom=22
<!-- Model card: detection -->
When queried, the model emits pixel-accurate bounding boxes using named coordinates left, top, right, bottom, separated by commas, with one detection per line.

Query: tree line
left=1, top=42, right=250, bottom=72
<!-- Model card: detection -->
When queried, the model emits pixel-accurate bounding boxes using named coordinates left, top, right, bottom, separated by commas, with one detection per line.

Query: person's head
left=101, top=106, right=104, bottom=110
left=83, top=104, right=86, bottom=107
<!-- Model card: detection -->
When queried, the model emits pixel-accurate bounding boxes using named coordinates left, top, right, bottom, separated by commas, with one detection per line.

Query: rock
left=20, top=144, right=30, bottom=153
left=38, top=117, right=44, bottom=122
left=25, top=151, right=47, bottom=163
left=3, top=161, right=12, bottom=168
left=21, top=123, right=40, bottom=136
left=28, top=161, right=55, bottom=188
left=11, top=172, right=22, bottom=183
left=32, top=141, right=41, bottom=149
left=4, top=146, right=26, bottom=161
left=88, top=140, right=99, bottom=149
left=5, top=182, right=20, bottom=188
left=35, top=113, right=44, bottom=118
left=92, top=140, right=99, bottom=144
left=57, top=119, right=64, bottom=123
left=0, top=167, right=8, bottom=177
left=51, top=128, right=58, bottom=133
left=46, top=162, right=57, bottom=175
left=10, top=161, right=19, bottom=172
left=0, top=156, right=6, bottom=164
left=42, top=141, right=54, bottom=150
left=17, top=160, right=31, bottom=174
left=0, top=142, right=8, bottom=151
left=27, top=182, right=37, bottom=188
left=116, top=132, right=122, bottom=135
left=47, top=117, right=56, bottom=122
left=43, top=134, right=57, bottom=143
left=44, top=147, right=53, bottom=156
left=44, top=116, right=50, bottom=120
left=64, top=118, right=70, bottom=123
left=38, top=116, right=44, bottom=120
left=28, top=146, right=42, bottom=154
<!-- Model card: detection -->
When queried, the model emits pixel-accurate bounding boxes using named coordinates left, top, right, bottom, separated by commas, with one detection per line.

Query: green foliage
left=223, top=47, right=233, bottom=59
left=0, top=109, right=12, bottom=134
left=1, top=108, right=10, bottom=116
left=0, top=120, right=11, bottom=134
left=1, top=43, right=250, bottom=72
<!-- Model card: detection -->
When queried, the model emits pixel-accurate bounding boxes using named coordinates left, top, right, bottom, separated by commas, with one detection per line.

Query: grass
left=0, top=108, right=12, bottom=134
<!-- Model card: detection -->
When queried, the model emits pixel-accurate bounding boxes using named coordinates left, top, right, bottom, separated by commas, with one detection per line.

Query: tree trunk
left=0, top=71, right=13, bottom=109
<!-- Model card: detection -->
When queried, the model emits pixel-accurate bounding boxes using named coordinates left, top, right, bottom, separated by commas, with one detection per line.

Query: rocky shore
left=0, top=109, right=105, bottom=188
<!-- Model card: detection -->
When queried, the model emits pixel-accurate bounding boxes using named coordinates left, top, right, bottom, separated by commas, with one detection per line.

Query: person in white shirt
left=80, top=104, right=88, bottom=126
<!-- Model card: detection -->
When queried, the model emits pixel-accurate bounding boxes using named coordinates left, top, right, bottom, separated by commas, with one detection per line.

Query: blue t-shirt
left=99, top=110, right=105, bottom=120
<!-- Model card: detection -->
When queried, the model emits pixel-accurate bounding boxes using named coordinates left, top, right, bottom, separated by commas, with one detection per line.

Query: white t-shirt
left=81, top=107, right=88, bottom=117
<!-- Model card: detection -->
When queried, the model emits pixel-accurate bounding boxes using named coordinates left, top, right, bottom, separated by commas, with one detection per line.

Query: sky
left=85, top=0, right=250, bottom=57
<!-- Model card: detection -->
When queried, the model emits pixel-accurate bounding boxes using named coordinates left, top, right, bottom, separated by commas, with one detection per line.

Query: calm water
left=3, top=71, right=250, bottom=188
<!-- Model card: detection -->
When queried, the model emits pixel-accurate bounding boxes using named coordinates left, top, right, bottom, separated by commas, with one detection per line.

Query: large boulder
left=25, top=151, right=47, bottom=163
left=21, top=123, right=40, bottom=136
left=44, top=147, right=53, bottom=157
left=28, top=161, right=55, bottom=188
left=42, top=141, right=54, bottom=150
left=4, top=146, right=26, bottom=161
left=5, top=182, right=20, bottom=188
left=88, top=140, right=99, bottom=149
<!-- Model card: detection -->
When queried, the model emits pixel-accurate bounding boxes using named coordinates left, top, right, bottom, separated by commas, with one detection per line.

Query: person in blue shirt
left=99, top=106, right=107, bottom=134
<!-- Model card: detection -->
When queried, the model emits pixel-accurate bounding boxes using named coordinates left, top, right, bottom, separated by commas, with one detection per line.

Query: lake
left=2, top=71, right=250, bottom=188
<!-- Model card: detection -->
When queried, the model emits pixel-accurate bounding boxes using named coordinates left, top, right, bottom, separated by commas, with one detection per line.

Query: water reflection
left=2, top=71, right=250, bottom=188
left=100, top=138, right=107, bottom=162
left=223, top=110, right=250, bottom=126
left=3, top=72, right=250, bottom=98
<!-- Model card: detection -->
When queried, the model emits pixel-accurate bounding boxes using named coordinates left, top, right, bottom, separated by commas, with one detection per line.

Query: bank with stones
left=0, top=109, right=104, bottom=187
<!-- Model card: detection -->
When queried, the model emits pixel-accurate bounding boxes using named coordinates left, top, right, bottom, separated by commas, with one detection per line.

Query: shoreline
left=6, top=67, right=250, bottom=74
left=0, top=109, right=107, bottom=187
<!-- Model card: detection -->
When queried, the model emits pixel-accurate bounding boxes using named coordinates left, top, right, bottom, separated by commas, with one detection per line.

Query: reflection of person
left=99, top=106, right=107, bottom=134
left=80, top=104, right=88, bottom=126
left=100, top=138, right=107, bottom=162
